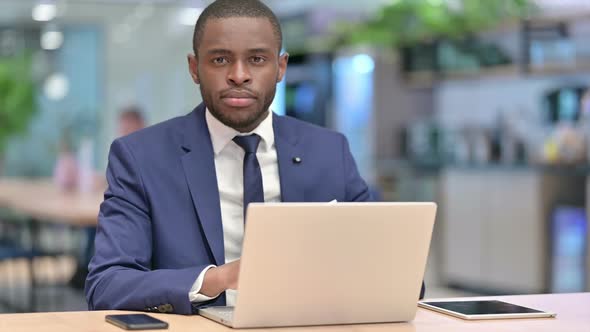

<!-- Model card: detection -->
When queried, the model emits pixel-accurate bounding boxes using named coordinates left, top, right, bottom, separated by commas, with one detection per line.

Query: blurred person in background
left=118, top=105, right=146, bottom=137
left=85, top=0, right=409, bottom=316
left=70, top=105, right=146, bottom=289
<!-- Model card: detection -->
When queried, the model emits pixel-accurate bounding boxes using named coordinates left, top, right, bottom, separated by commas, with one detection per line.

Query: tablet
left=418, top=300, right=557, bottom=320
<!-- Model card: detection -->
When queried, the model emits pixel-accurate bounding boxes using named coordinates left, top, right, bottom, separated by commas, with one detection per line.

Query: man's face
left=188, top=17, right=288, bottom=132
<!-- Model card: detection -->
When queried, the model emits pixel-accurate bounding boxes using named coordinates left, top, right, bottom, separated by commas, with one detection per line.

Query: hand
left=220, top=259, right=240, bottom=290
left=200, top=259, right=240, bottom=297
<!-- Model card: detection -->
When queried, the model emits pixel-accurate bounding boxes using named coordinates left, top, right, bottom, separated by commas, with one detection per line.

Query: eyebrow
left=206, top=49, right=232, bottom=56
left=205, top=48, right=273, bottom=56
left=247, top=48, right=273, bottom=54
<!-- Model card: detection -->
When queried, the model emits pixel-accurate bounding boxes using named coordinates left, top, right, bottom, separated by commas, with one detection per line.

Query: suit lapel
left=180, top=104, right=225, bottom=266
left=273, top=113, right=305, bottom=202
left=178, top=109, right=305, bottom=266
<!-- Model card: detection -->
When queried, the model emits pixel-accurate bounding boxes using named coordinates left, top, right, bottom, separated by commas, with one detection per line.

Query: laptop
left=199, top=202, right=437, bottom=328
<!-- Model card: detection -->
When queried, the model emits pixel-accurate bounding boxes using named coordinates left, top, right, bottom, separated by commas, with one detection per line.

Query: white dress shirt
left=188, top=109, right=281, bottom=306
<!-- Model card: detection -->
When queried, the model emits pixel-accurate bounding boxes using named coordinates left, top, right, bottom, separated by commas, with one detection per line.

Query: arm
left=341, top=135, right=371, bottom=203
left=85, top=139, right=210, bottom=314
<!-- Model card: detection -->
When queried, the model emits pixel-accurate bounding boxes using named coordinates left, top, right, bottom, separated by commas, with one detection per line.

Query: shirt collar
left=205, top=108, right=275, bottom=155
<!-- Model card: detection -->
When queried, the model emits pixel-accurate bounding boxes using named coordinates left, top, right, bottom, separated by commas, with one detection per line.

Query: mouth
left=221, top=90, right=257, bottom=108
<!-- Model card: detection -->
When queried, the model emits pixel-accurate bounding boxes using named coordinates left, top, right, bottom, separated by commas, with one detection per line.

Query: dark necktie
left=233, top=134, right=264, bottom=219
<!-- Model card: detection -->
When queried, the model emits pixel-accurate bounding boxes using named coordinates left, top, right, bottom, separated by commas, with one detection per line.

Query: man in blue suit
left=86, top=0, right=423, bottom=315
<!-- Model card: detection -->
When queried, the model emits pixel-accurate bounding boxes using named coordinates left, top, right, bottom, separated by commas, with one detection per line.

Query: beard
left=201, top=84, right=276, bottom=132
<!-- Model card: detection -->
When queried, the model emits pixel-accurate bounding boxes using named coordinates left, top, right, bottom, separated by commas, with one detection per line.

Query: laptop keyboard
left=216, top=309, right=234, bottom=322
left=202, top=306, right=234, bottom=323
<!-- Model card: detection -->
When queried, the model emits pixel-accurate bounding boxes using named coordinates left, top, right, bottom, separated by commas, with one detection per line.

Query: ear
left=187, top=54, right=200, bottom=84
left=276, top=52, right=289, bottom=83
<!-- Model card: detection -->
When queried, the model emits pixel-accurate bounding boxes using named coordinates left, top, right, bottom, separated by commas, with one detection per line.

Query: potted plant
left=336, top=0, right=535, bottom=76
left=345, top=1, right=531, bottom=45
left=0, top=55, right=37, bottom=175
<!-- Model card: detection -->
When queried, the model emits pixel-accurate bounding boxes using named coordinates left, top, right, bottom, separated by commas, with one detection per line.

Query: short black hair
left=192, top=0, right=282, bottom=56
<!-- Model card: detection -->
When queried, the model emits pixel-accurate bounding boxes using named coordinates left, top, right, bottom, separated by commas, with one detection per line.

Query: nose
left=227, top=60, right=251, bottom=86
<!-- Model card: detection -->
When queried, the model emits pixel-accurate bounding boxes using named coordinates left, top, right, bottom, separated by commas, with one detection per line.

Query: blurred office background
left=0, top=0, right=589, bottom=313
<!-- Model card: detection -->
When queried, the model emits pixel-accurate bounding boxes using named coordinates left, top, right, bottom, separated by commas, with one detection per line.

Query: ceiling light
left=41, top=30, right=64, bottom=50
left=32, top=3, right=57, bottom=22
left=44, top=73, right=69, bottom=100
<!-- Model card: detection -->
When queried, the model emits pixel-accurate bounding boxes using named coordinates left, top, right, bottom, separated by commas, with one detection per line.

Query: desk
left=1, top=293, right=588, bottom=332
left=0, top=178, right=103, bottom=311
left=0, top=178, right=103, bottom=226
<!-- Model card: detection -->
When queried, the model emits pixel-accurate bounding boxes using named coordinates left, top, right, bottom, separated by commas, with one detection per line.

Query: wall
left=1, top=2, right=202, bottom=171
left=44, top=2, right=202, bottom=169
left=435, top=72, right=590, bottom=129
left=373, top=52, right=434, bottom=160
left=4, top=25, right=102, bottom=176
left=88, top=3, right=202, bottom=168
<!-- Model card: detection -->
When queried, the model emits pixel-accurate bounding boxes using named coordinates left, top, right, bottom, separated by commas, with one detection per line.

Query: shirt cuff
left=188, top=265, right=218, bottom=303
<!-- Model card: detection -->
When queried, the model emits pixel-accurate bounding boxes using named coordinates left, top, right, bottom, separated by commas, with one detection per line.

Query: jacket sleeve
left=340, top=134, right=371, bottom=202
left=85, top=138, right=208, bottom=315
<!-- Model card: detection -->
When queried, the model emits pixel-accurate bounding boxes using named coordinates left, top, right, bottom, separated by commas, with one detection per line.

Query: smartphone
left=105, top=314, right=169, bottom=330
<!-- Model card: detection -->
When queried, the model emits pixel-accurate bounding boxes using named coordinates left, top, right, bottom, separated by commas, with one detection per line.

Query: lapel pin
left=292, top=157, right=302, bottom=164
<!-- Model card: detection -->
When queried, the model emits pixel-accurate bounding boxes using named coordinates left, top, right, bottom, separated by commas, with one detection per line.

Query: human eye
left=212, top=57, right=229, bottom=65
left=250, top=56, right=266, bottom=64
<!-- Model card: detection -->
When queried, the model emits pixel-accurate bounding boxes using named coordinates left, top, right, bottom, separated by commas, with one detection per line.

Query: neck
left=234, top=110, right=270, bottom=133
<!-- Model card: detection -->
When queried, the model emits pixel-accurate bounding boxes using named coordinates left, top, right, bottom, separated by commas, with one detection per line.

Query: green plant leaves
left=0, top=55, right=37, bottom=154
left=340, top=0, right=536, bottom=47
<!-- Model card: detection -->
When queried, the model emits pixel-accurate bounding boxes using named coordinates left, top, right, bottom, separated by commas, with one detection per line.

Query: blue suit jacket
left=85, top=103, right=373, bottom=314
